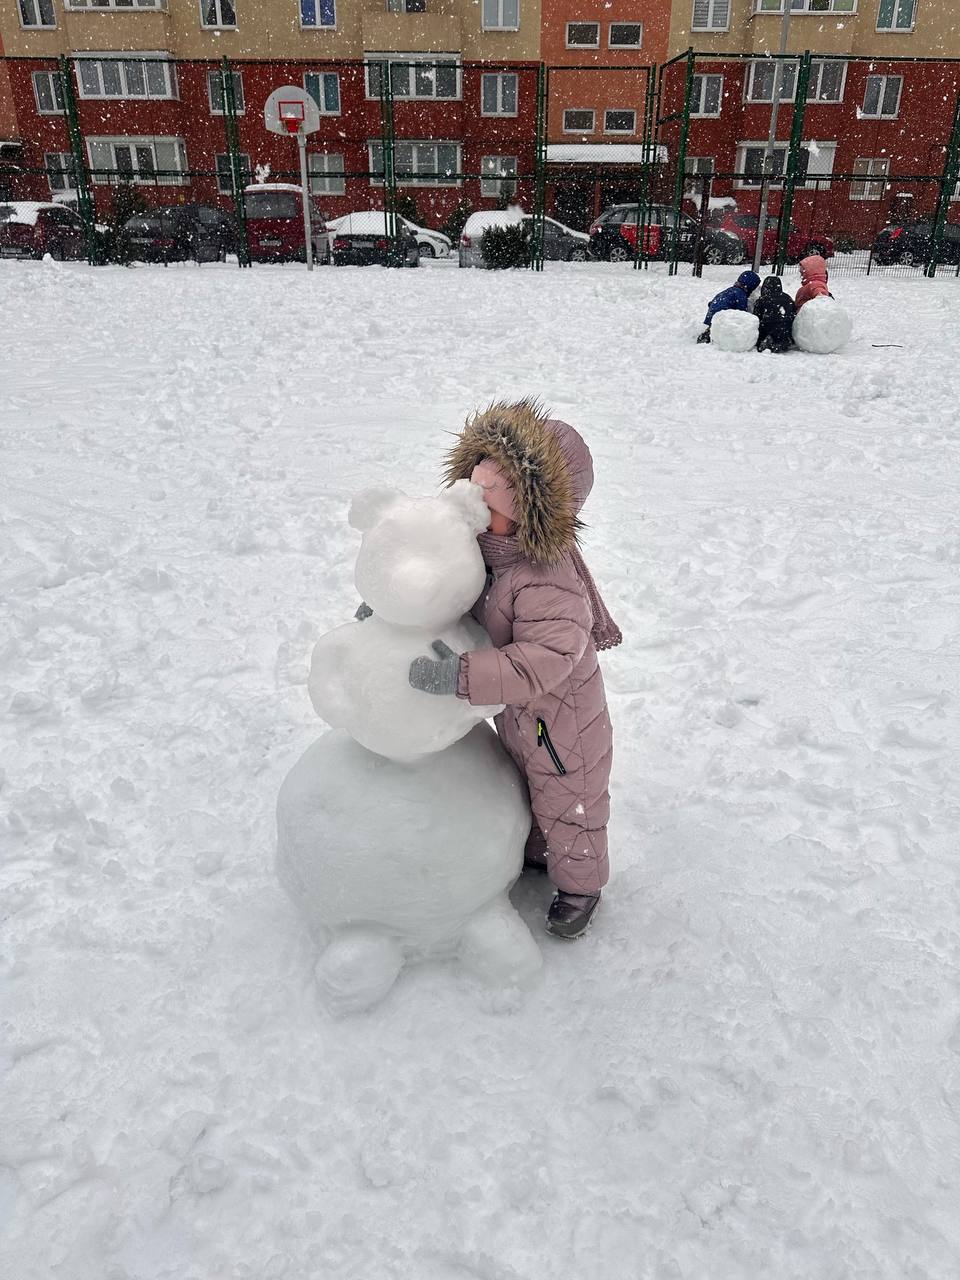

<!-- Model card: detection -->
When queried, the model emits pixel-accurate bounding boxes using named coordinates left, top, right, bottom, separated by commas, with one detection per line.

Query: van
left=243, top=183, right=330, bottom=264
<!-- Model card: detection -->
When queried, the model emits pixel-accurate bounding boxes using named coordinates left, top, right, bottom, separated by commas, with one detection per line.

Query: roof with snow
left=546, top=144, right=668, bottom=166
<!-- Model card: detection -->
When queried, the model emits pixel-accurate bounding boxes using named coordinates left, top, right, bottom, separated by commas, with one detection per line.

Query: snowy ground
left=2, top=257, right=960, bottom=1280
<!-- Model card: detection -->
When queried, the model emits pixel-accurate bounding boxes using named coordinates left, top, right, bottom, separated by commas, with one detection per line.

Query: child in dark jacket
left=754, top=276, right=796, bottom=353
left=697, top=270, right=761, bottom=343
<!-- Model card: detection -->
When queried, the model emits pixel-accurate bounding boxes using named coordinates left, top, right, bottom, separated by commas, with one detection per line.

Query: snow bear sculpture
left=792, top=295, right=853, bottom=355
left=710, top=308, right=760, bottom=352
left=276, top=481, right=541, bottom=1015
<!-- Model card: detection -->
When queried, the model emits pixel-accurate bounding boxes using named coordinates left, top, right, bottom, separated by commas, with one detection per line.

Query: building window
left=691, top=73, right=723, bottom=116
left=66, top=0, right=164, bottom=9
left=18, top=0, right=56, bottom=26
left=735, top=143, right=792, bottom=186
left=566, top=22, right=600, bottom=47
left=368, top=139, right=460, bottom=186
left=208, top=69, right=244, bottom=114
left=301, top=0, right=336, bottom=25
left=691, top=0, right=730, bottom=31
left=877, top=0, right=915, bottom=29
left=684, top=156, right=715, bottom=175
left=807, top=59, right=845, bottom=102
left=45, top=152, right=76, bottom=193
left=481, top=72, right=517, bottom=116
left=76, top=55, right=178, bottom=100
left=305, top=71, right=340, bottom=113
left=755, top=0, right=854, bottom=10
left=745, top=59, right=797, bottom=103
left=604, top=109, right=636, bottom=135
left=609, top=22, right=642, bottom=47
left=33, top=70, right=66, bottom=114
left=215, top=151, right=251, bottom=193
left=482, top=0, right=519, bottom=30
left=87, top=136, right=189, bottom=185
left=735, top=140, right=835, bottom=189
left=851, top=157, right=889, bottom=199
left=387, top=0, right=426, bottom=10
left=201, top=0, right=236, bottom=28
left=562, top=108, right=595, bottom=133
left=481, top=155, right=517, bottom=199
left=308, top=152, right=345, bottom=195
left=862, top=74, right=902, bottom=118
left=366, top=56, right=460, bottom=100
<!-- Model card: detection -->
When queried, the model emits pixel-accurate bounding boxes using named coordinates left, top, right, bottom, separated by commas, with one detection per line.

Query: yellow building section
left=668, top=0, right=960, bottom=60
left=0, top=0, right=543, bottom=60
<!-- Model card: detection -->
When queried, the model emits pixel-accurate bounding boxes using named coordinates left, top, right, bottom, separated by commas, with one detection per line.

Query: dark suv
left=122, top=204, right=237, bottom=263
left=589, top=203, right=737, bottom=264
left=871, top=219, right=960, bottom=267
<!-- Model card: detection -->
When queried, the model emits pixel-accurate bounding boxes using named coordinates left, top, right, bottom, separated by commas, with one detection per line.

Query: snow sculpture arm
left=458, top=582, right=592, bottom=708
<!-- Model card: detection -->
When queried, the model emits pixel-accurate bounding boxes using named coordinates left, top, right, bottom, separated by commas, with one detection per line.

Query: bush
left=95, top=182, right=150, bottom=264
left=480, top=223, right=530, bottom=269
left=833, top=233, right=858, bottom=255
left=393, top=194, right=420, bottom=225
left=440, top=199, right=473, bottom=246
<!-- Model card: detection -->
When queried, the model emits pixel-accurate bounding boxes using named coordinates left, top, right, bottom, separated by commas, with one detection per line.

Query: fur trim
left=443, top=399, right=581, bottom=563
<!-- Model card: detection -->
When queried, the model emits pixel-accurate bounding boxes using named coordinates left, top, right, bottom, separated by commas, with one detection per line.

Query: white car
left=326, top=211, right=451, bottom=261
left=458, top=210, right=591, bottom=267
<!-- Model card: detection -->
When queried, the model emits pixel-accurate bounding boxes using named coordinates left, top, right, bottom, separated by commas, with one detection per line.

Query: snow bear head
left=349, top=480, right=491, bottom=631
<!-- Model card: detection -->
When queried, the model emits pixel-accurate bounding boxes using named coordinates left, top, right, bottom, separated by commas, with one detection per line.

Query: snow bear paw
left=458, top=896, right=543, bottom=990
left=315, top=930, right=404, bottom=1016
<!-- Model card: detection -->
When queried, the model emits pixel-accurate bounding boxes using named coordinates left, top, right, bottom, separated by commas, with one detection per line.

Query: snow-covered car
left=329, top=212, right=419, bottom=267
left=0, top=201, right=86, bottom=260
left=458, top=211, right=591, bottom=267
left=327, top=211, right=449, bottom=262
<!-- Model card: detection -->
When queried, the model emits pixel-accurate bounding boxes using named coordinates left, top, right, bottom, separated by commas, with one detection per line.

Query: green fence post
left=926, top=89, right=960, bottom=279
left=635, top=67, right=656, bottom=271
left=531, top=61, right=547, bottom=273
left=669, top=49, right=695, bottom=277
left=775, top=49, right=811, bottom=276
left=220, top=57, right=249, bottom=267
left=377, top=61, right=400, bottom=266
left=58, top=54, right=96, bottom=263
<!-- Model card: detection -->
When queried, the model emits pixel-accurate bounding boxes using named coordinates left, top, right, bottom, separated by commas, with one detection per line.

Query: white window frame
left=86, top=135, right=189, bottom=185
left=691, top=0, right=730, bottom=32
left=562, top=108, right=595, bottom=134
left=851, top=156, right=889, bottom=200
left=482, top=0, right=520, bottom=31
left=609, top=22, right=642, bottom=48
left=18, top=0, right=56, bottom=27
left=200, top=0, right=236, bottom=29
left=603, top=108, right=637, bottom=136
left=876, top=0, right=915, bottom=30
left=300, top=0, right=336, bottom=27
left=304, top=71, right=340, bottom=114
left=566, top=21, right=600, bottom=48
left=480, top=155, right=518, bottom=199
left=480, top=72, right=518, bottom=117
left=66, top=0, right=165, bottom=9
left=684, top=155, right=715, bottom=176
left=308, top=152, right=345, bottom=196
left=45, top=151, right=76, bottom=193
left=755, top=0, right=856, bottom=11
left=215, top=151, right=250, bottom=193
left=365, top=55, right=461, bottom=101
left=735, top=139, right=835, bottom=189
left=807, top=59, right=846, bottom=103
left=367, top=139, right=461, bottom=187
left=33, top=70, right=65, bottom=114
left=690, top=73, right=723, bottom=117
left=74, top=52, right=178, bottom=101
left=208, top=68, right=244, bottom=114
left=745, top=59, right=798, bottom=104
left=861, top=74, right=902, bottom=119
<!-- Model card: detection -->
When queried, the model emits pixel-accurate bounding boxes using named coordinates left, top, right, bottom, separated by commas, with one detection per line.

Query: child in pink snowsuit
left=408, top=400, right=621, bottom=939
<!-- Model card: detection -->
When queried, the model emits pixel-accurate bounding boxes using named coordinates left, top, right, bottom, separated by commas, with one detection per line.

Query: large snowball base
left=793, top=295, right=853, bottom=354
left=276, top=724, right=541, bottom=1013
left=710, top=309, right=760, bottom=352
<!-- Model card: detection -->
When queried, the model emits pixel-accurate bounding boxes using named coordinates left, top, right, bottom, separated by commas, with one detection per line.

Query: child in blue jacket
left=696, top=270, right=761, bottom=344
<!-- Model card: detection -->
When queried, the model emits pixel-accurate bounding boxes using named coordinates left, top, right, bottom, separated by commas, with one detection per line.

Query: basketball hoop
left=278, top=100, right=305, bottom=135
left=262, top=86, right=324, bottom=274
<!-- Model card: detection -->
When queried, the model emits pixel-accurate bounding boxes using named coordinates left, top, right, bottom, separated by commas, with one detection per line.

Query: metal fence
left=2, top=49, right=959, bottom=277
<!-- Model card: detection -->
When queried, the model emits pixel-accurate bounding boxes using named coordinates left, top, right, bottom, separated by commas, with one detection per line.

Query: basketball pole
left=297, top=125, right=314, bottom=273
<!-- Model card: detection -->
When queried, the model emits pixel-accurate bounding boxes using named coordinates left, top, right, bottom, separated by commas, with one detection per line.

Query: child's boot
left=546, top=891, right=600, bottom=939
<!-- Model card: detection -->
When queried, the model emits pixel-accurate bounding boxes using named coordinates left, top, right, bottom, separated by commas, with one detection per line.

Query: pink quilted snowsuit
left=446, top=402, right=620, bottom=896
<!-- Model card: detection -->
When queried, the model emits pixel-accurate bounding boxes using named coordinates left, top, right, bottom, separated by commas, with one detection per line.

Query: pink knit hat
left=471, top=459, right=518, bottom=522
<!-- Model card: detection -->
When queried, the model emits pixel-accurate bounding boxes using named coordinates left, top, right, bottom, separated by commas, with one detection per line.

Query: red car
left=714, top=211, right=834, bottom=265
left=243, top=183, right=330, bottom=264
left=0, top=202, right=86, bottom=260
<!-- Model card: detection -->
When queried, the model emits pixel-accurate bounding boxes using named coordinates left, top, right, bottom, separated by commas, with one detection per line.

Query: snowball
left=792, top=295, right=853, bottom=354
left=276, top=725, right=541, bottom=1011
left=710, top=309, right=760, bottom=352
left=308, top=614, right=501, bottom=760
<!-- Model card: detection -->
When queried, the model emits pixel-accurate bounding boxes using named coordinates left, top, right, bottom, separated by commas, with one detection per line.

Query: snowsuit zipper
left=537, top=718, right=567, bottom=775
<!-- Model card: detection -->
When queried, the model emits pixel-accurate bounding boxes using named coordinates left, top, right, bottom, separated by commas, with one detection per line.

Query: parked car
left=121, top=203, right=237, bottom=264
left=714, top=210, right=834, bottom=264
left=458, top=211, right=591, bottom=267
left=330, top=211, right=419, bottom=267
left=405, top=219, right=452, bottom=260
left=243, top=183, right=330, bottom=263
left=589, top=202, right=735, bottom=265
left=0, top=201, right=86, bottom=260
left=871, top=219, right=960, bottom=267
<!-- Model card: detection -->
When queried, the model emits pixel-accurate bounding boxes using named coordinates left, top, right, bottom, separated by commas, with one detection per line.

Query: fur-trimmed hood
left=443, top=400, right=593, bottom=564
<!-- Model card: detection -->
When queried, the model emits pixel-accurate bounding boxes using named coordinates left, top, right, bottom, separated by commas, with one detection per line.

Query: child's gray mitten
left=409, top=641, right=460, bottom=696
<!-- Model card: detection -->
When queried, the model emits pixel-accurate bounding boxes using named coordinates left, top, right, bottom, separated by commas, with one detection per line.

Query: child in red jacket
left=795, top=255, right=833, bottom=311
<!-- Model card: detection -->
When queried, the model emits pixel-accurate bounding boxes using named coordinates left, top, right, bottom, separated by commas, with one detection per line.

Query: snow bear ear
left=348, top=488, right=403, bottom=533
left=443, top=479, right=490, bottom=537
